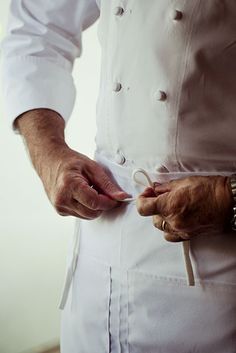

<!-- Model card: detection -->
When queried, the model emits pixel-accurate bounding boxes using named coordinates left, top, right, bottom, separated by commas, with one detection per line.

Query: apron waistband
left=94, top=152, right=235, bottom=183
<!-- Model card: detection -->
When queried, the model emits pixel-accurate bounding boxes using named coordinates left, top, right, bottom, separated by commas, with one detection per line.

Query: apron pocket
left=61, top=253, right=111, bottom=353
left=128, top=271, right=236, bottom=353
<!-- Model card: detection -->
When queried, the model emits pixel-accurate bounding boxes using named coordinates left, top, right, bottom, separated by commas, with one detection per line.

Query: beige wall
left=0, top=1, right=101, bottom=352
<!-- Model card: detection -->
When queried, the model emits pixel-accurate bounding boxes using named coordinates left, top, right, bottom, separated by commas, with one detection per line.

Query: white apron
left=61, top=0, right=236, bottom=351
left=60, top=154, right=236, bottom=353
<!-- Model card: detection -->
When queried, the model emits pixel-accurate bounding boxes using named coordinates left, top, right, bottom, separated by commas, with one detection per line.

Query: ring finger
left=71, top=199, right=103, bottom=219
left=153, top=215, right=170, bottom=232
left=152, top=215, right=184, bottom=242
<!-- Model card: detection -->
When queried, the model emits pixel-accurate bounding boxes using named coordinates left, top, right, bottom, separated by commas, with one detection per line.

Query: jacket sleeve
left=1, top=0, right=100, bottom=131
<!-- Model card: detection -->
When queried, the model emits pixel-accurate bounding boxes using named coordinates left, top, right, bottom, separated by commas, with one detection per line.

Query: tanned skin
left=17, top=108, right=234, bottom=240
left=16, top=108, right=130, bottom=220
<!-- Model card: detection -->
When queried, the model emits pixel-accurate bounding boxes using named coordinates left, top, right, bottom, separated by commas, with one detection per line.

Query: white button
left=113, top=82, right=122, bottom=92
left=115, top=152, right=126, bottom=165
left=114, top=6, right=124, bottom=16
left=172, top=9, right=183, bottom=20
left=155, top=90, right=167, bottom=101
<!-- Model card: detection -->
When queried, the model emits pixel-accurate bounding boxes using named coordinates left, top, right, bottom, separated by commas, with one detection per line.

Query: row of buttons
left=112, top=6, right=183, bottom=165
left=112, top=6, right=183, bottom=102
left=115, top=151, right=126, bottom=165
left=113, top=82, right=167, bottom=102
left=114, top=6, right=183, bottom=21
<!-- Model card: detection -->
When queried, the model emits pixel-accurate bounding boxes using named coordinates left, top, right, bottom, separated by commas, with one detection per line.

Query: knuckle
left=88, top=210, right=102, bottom=220
left=78, top=193, right=98, bottom=210
left=58, top=212, right=67, bottom=217
left=101, top=177, right=113, bottom=191
left=164, top=233, right=173, bottom=242
left=137, top=204, right=146, bottom=216
left=54, top=193, right=66, bottom=210
left=88, top=197, right=99, bottom=210
left=61, top=174, right=72, bottom=189
left=164, top=233, right=181, bottom=242
left=55, top=206, right=68, bottom=217
left=171, top=217, right=183, bottom=231
left=153, top=217, right=160, bottom=228
left=59, top=169, right=78, bottom=190
left=153, top=221, right=159, bottom=229
left=181, top=232, right=191, bottom=240
left=138, top=206, right=146, bottom=216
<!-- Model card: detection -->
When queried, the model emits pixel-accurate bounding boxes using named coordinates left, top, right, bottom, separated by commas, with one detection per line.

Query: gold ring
left=161, top=219, right=167, bottom=231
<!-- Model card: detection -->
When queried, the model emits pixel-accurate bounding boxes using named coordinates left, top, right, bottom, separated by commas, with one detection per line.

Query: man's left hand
left=136, top=175, right=234, bottom=242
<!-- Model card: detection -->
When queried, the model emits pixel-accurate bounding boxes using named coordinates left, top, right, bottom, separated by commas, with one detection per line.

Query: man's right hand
left=16, top=109, right=129, bottom=219
left=40, top=146, right=130, bottom=219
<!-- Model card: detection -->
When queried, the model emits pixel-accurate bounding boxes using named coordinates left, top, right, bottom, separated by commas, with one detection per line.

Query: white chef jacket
left=3, top=0, right=236, bottom=173
left=2, top=0, right=100, bottom=129
left=3, top=1, right=236, bottom=352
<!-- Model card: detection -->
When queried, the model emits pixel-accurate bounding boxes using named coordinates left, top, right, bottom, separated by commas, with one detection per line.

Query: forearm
left=15, top=108, right=128, bottom=218
left=15, top=109, right=68, bottom=178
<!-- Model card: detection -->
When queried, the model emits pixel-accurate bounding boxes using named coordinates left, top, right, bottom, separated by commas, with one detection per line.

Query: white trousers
left=60, top=153, right=236, bottom=353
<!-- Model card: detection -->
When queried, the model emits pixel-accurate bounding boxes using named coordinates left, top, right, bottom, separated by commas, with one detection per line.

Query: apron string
left=182, top=240, right=195, bottom=286
left=59, top=221, right=80, bottom=310
left=59, top=167, right=196, bottom=311
left=121, top=168, right=195, bottom=287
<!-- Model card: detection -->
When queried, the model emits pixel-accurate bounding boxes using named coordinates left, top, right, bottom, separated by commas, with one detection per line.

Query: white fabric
left=59, top=164, right=198, bottom=311
left=1, top=0, right=100, bottom=129
left=3, top=0, right=236, bottom=351
left=61, top=153, right=236, bottom=353
left=95, top=0, right=236, bottom=172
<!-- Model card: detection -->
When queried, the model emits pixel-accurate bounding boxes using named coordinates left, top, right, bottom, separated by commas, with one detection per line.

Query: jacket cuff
left=2, top=56, right=76, bottom=133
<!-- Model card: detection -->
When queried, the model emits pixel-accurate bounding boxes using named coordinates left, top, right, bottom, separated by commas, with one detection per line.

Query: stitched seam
left=108, top=4, right=120, bottom=154
left=118, top=204, right=132, bottom=352
left=129, top=270, right=236, bottom=292
left=173, top=0, right=201, bottom=169
left=108, top=267, right=112, bottom=353
left=99, top=1, right=117, bottom=155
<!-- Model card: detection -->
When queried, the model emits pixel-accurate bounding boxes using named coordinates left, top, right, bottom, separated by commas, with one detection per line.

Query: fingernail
left=153, top=182, right=162, bottom=188
left=112, top=191, right=130, bottom=200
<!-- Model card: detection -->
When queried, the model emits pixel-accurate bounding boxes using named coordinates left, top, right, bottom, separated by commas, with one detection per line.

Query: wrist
left=16, top=108, right=65, bottom=142
left=16, top=108, right=68, bottom=175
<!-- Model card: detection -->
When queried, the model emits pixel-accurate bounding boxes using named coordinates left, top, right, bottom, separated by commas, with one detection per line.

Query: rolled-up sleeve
left=1, top=0, right=100, bottom=131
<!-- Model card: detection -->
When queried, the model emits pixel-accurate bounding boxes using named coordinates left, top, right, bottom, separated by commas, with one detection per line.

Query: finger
left=55, top=204, right=98, bottom=220
left=71, top=199, right=103, bottom=219
left=152, top=215, right=190, bottom=242
left=136, top=193, right=167, bottom=216
left=91, top=167, right=130, bottom=201
left=139, top=187, right=156, bottom=198
left=152, top=214, right=164, bottom=230
left=164, top=227, right=192, bottom=242
left=153, top=182, right=172, bottom=195
left=72, top=177, right=120, bottom=211
left=153, top=215, right=176, bottom=235
left=164, top=232, right=183, bottom=242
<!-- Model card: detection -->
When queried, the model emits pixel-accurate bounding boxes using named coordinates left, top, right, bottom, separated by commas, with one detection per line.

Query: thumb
left=136, top=192, right=167, bottom=216
left=93, top=169, right=130, bottom=200
left=153, top=181, right=172, bottom=196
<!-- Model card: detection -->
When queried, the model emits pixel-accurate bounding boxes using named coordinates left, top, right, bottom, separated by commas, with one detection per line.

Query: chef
left=2, top=0, right=236, bottom=352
